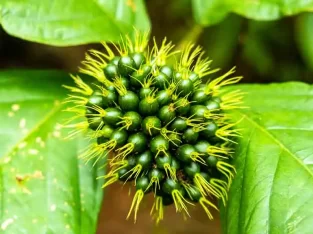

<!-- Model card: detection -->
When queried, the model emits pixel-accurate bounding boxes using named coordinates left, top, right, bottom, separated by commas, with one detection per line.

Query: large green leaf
left=0, top=0, right=150, bottom=46
left=221, top=82, right=313, bottom=234
left=192, top=0, right=313, bottom=26
left=0, top=71, right=104, bottom=233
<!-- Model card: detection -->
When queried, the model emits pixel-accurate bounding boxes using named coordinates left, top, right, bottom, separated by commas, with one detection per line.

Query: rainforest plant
left=64, top=31, right=243, bottom=222
left=1, top=1, right=313, bottom=234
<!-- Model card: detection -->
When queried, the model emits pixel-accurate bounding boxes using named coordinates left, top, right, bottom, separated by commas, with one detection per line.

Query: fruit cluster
left=64, top=31, right=243, bottom=223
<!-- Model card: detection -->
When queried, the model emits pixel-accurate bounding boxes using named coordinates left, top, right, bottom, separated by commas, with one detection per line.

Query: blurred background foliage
left=1, top=1, right=313, bottom=233
left=1, top=0, right=313, bottom=84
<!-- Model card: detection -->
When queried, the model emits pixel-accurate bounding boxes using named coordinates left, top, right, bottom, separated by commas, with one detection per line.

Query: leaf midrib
left=237, top=111, right=313, bottom=178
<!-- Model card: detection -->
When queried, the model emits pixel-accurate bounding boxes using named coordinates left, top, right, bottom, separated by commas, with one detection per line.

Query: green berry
left=118, top=91, right=139, bottom=111
left=162, top=178, right=181, bottom=194
left=139, top=97, right=159, bottom=116
left=177, top=144, right=196, bottom=163
left=110, top=129, right=128, bottom=147
left=131, top=52, right=146, bottom=69
left=158, top=105, right=176, bottom=124
left=156, top=154, right=172, bottom=169
left=206, top=156, right=218, bottom=167
left=118, top=56, right=136, bottom=76
left=136, top=151, right=153, bottom=170
left=182, top=127, right=199, bottom=144
left=136, top=176, right=150, bottom=192
left=150, top=135, right=169, bottom=156
left=103, top=107, right=122, bottom=125
left=184, top=162, right=200, bottom=178
left=127, top=133, right=147, bottom=153
left=169, top=117, right=187, bottom=132
left=103, top=63, right=118, bottom=80
left=142, top=116, right=162, bottom=136
left=177, top=79, right=194, bottom=96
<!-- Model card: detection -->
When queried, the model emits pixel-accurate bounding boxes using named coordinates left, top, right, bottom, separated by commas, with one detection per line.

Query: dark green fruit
left=110, top=129, right=128, bottom=147
left=156, top=90, right=171, bottom=106
left=121, top=111, right=142, bottom=131
left=118, top=91, right=139, bottom=111
left=189, top=105, right=207, bottom=119
left=162, top=178, right=181, bottom=194
left=130, top=64, right=151, bottom=87
left=118, top=56, right=136, bottom=76
left=149, top=168, right=165, bottom=181
left=87, top=90, right=104, bottom=108
left=88, top=116, right=103, bottom=130
left=182, top=127, right=199, bottom=144
left=175, top=98, right=190, bottom=115
left=185, top=186, right=201, bottom=202
left=150, top=135, right=169, bottom=155
left=206, top=156, right=218, bottom=167
left=189, top=72, right=199, bottom=83
left=184, top=162, right=200, bottom=178
left=103, top=108, right=122, bottom=125
left=127, top=155, right=137, bottom=169
left=142, top=116, right=162, bottom=136
left=103, top=63, right=118, bottom=80
left=99, top=125, right=114, bottom=138
left=194, top=141, right=210, bottom=156
left=200, top=121, right=218, bottom=138
left=97, top=136, right=109, bottom=145
left=156, top=154, right=172, bottom=169
left=110, top=56, right=120, bottom=66
left=177, top=144, right=196, bottom=163
left=162, top=195, right=174, bottom=206
left=174, top=72, right=182, bottom=81
left=136, top=176, right=150, bottom=192
left=154, top=73, right=169, bottom=89
left=139, top=87, right=153, bottom=99
left=139, top=97, right=159, bottom=116
left=118, top=168, right=132, bottom=182
left=160, top=65, right=173, bottom=79
left=169, top=117, right=187, bottom=132
left=103, top=89, right=117, bottom=107
left=120, top=77, right=130, bottom=89
left=131, top=52, right=146, bottom=69
left=136, top=151, right=153, bottom=170
left=158, top=105, right=176, bottom=124
left=177, top=79, right=194, bottom=96
left=192, top=90, right=210, bottom=104
left=171, top=157, right=181, bottom=170
left=127, top=133, right=147, bottom=153
left=204, top=100, right=220, bottom=111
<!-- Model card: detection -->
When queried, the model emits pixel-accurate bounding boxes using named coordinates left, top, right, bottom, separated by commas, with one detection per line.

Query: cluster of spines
left=63, top=30, right=244, bottom=223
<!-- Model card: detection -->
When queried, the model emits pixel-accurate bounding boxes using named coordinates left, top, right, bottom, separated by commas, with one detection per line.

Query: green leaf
left=221, top=82, right=313, bottom=234
left=192, top=0, right=313, bottom=26
left=0, top=70, right=104, bottom=233
left=0, top=0, right=150, bottom=46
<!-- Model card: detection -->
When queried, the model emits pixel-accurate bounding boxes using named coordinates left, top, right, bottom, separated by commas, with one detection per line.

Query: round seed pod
left=136, top=151, right=153, bottom=170
left=118, top=91, right=139, bottom=111
left=142, top=116, right=162, bottom=136
left=131, top=52, right=146, bottom=69
left=162, top=178, right=181, bottom=194
left=103, top=107, right=123, bottom=126
left=110, top=129, right=128, bottom=147
left=150, top=135, right=169, bottom=156
left=127, top=133, right=147, bottom=153
left=118, top=56, right=136, bottom=77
